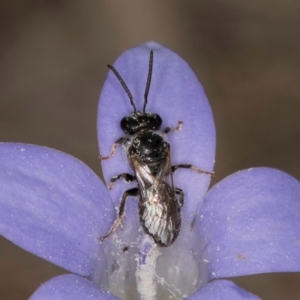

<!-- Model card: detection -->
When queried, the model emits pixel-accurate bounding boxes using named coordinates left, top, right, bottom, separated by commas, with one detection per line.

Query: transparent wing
left=130, top=152, right=181, bottom=246
left=129, top=150, right=174, bottom=192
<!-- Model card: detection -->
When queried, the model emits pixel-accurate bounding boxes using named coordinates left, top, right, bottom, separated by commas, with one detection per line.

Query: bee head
left=108, top=51, right=157, bottom=135
left=121, top=111, right=162, bottom=135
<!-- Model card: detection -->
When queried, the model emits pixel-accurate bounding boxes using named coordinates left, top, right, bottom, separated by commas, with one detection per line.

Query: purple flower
left=1, top=42, right=300, bottom=300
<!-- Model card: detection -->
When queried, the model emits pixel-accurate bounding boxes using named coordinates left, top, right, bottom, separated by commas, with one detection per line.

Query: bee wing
left=130, top=152, right=180, bottom=246
left=130, top=150, right=174, bottom=191
left=152, top=149, right=176, bottom=197
left=130, top=154, right=155, bottom=190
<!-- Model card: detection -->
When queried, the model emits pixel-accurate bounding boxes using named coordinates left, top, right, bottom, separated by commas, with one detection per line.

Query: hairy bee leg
left=99, top=137, right=124, bottom=160
left=100, top=187, right=139, bottom=242
left=163, top=120, right=183, bottom=134
left=171, top=163, right=214, bottom=177
left=175, top=188, right=184, bottom=206
left=108, top=173, right=136, bottom=190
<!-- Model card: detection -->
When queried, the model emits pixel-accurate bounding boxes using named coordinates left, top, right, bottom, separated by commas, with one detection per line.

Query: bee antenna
left=143, top=50, right=153, bottom=113
left=107, top=64, right=137, bottom=112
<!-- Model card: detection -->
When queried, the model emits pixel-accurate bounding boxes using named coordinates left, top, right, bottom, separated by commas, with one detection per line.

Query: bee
left=100, top=50, right=213, bottom=246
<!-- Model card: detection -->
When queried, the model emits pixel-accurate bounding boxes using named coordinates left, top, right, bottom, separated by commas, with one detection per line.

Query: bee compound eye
left=120, top=116, right=138, bottom=135
left=150, top=114, right=162, bottom=130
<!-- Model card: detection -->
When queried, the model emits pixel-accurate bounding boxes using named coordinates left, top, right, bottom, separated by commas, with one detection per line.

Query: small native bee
left=100, top=50, right=213, bottom=246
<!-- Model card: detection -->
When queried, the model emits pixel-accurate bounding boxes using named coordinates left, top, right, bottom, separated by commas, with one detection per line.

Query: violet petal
left=0, top=143, right=114, bottom=277
left=97, top=42, right=215, bottom=236
left=187, top=279, right=261, bottom=300
left=29, top=274, right=119, bottom=300
left=198, top=167, right=300, bottom=279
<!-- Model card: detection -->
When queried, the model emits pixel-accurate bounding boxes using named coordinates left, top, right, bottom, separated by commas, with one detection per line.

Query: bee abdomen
left=139, top=199, right=180, bottom=247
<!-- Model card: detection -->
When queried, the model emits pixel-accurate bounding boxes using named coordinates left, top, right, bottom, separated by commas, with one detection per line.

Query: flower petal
left=0, top=143, right=114, bottom=277
left=197, top=167, right=300, bottom=279
left=97, top=42, right=215, bottom=237
left=187, top=279, right=260, bottom=300
left=29, top=274, right=119, bottom=300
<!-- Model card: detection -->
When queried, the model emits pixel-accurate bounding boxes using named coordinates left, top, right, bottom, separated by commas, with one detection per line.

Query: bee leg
left=163, top=120, right=183, bottom=134
left=175, top=188, right=184, bottom=206
left=108, top=173, right=136, bottom=190
left=171, top=163, right=214, bottom=177
left=100, top=187, right=139, bottom=242
left=99, top=137, right=124, bottom=160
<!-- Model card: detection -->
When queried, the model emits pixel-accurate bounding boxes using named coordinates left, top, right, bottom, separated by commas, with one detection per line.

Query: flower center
left=96, top=222, right=205, bottom=300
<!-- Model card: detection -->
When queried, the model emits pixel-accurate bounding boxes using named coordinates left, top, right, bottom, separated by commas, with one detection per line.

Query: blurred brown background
left=0, top=1, right=300, bottom=299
